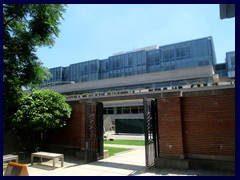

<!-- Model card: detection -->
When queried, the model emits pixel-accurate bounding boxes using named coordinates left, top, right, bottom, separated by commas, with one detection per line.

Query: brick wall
left=45, top=102, right=86, bottom=149
left=157, top=97, right=184, bottom=159
left=157, top=92, right=235, bottom=160
left=182, top=94, right=235, bottom=157
left=44, top=88, right=235, bottom=161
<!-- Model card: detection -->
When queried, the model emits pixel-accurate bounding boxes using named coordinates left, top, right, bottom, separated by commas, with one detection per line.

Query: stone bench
left=31, top=151, right=64, bottom=169
left=3, top=154, right=19, bottom=163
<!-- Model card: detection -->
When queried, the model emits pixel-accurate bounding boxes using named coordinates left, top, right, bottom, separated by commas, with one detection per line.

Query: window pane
left=139, top=106, right=144, bottom=113
left=123, top=107, right=130, bottom=114
left=131, top=106, right=138, bottom=114
left=117, top=107, right=122, bottom=114
left=108, top=107, right=114, bottom=114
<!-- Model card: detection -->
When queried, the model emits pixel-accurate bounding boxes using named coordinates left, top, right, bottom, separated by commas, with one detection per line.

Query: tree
left=12, top=89, right=72, bottom=151
left=3, top=4, right=67, bottom=131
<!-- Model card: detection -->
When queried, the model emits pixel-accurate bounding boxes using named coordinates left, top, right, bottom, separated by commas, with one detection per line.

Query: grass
left=104, top=139, right=144, bottom=146
left=104, top=146, right=130, bottom=157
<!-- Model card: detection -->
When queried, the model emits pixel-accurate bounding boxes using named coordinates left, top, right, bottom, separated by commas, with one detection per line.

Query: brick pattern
left=157, top=93, right=235, bottom=159
left=45, top=102, right=86, bottom=148
left=182, top=94, right=235, bottom=157
left=157, top=97, right=184, bottom=158
left=45, top=89, right=235, bottom=160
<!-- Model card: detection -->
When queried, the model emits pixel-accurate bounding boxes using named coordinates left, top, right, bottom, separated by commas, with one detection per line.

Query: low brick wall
left=182, top=94, right=235, bottom=158
left=156, top=88, right=235, bottom=170
left=44, top=86, right=235, bottom=171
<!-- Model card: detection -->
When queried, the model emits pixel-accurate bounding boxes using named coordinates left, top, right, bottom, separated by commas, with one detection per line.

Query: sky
left=36, top=4, right=235, bottom=69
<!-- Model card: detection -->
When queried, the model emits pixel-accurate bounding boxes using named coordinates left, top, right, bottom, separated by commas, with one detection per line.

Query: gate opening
left=84, top=98, right=159, bottom=169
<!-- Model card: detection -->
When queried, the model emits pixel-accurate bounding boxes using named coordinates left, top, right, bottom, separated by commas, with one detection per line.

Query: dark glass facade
left=41, top=37, right=221, bottom=88
left=214, top=51, right=235, bottom=79
left=226, top=51, right=235, bottom=78
left=147, top=37, right=216, bottom=73
left=215, top=63, right=227, bottom=77
left=69, top=59, right=99, bottom=82
left=43, top=67, right=63, bottom=86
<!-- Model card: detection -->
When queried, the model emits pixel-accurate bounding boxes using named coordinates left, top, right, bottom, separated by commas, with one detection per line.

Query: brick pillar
left=157, top=97, right=184, bottom=159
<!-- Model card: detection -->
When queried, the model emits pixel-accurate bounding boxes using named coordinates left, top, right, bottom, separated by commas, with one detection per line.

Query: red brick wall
left=157, top=93, right=235, bottom=159
left=157, top=97, right=184, bottom=159
left=45, top=102, right=86, bottom=148
left=182, top=94, right=235, bottom=157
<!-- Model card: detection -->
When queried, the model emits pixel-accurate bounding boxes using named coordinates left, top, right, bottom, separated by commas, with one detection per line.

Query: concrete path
left=6, top=144, right=234, bottom=176
left=23, top=144, right=146, bottom=176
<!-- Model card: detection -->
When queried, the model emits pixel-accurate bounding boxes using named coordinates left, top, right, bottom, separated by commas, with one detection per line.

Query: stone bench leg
left=53, top=158, right=56, bottom=169
left=61, top=156, right=64, bottom=167
left=31, top=155, right=33, bottom=166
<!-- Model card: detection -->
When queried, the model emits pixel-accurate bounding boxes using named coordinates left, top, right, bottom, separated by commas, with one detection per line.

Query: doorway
left=84, top=98, right=159, bottom=169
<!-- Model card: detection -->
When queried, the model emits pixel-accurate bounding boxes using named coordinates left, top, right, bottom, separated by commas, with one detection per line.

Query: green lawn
left=104, top=139, right=144, bottom=146
left=104, top=146, right=130, bottom=157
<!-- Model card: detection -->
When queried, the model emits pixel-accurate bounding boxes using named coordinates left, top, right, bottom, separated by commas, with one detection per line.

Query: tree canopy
left=13, top=89, right=72, bottom=132
left=12, top=89, right=72, bottom=151
left=3, top=4, right=67, bottom=130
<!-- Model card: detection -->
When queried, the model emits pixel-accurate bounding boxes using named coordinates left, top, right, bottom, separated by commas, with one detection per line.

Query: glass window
left=117, top=107, right=122, bottom=114
left=139, top=106, right=144, bottom=113
left=123, top=107, right=130, bottom=114
left=104, top=108, right=107, bottom=115
left=128, top=57, right=133, bottom=66
left=137, top=52, right=142, bottom=65
left=107, top=107, right=114, bottom=114
left=133, top=52, right=137, bottom=65
left=230, top=57, right=235, bottom=69
left=131, top=106, right=138, bottom=114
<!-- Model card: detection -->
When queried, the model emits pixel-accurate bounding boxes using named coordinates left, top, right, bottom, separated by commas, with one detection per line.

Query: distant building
left=215, top=63, right=227, bottom=78
left=40, top=36, right=219, bottom=93
left=215, top=51, right=235, bottom=79
left=226, top=51, right=235, bottom=78
left=40, top=37, right=235, bottom=135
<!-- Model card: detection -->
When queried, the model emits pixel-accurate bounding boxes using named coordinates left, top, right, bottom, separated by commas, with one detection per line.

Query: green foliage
left=12, top=89, right=71, bottom=152
left=13, top=89, right=72, bottom=132
left=190, top=81, right=207, bottom=88
left=3, top=4, right=66, bottom=132
left=3, top=4, right=66, bottom=47
left=104, top=139, right=145, bottom=146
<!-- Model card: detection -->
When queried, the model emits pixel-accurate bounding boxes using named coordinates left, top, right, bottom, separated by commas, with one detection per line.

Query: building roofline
left=159, top=36, right=213, bottom=48
left=43, top=65, right=215, bottom=94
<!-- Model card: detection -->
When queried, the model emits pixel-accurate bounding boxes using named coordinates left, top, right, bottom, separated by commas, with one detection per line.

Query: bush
left=12, top=89, right=72, bottom=151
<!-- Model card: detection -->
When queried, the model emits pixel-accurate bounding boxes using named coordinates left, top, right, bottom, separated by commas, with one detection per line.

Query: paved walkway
left=24, top=144, right=146, bottom=176
left=5, top=144, right=234, bottom=176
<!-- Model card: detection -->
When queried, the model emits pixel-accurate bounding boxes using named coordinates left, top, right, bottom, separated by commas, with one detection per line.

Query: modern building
left=40, top=36, right=219, bottom=93
left=226, top=51, right=235, bottom=78
left=215, top=63, right=227, bottom=78
left=40, top=37, right=235, bottom=134
left=215, top=51, right=235, bottom=79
